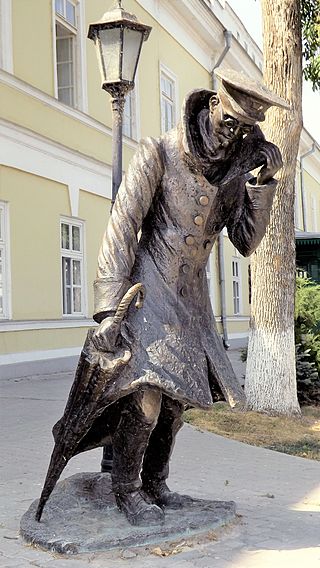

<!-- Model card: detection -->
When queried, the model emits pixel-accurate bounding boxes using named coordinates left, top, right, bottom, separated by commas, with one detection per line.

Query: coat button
left=199, top=195, right=209, bottom=206
left=180, top=286, right=187, bottom=297
left=181, top=264, right=190, bottom=274
left=194, top=215, right=204, bottom=226
left=185, top=235, right=195, bottom=246
left=204, top=239, right=212, bottom=250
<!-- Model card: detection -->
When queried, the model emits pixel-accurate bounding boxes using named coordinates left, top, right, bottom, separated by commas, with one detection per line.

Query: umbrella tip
left=35, top=501, right=44, bottom=522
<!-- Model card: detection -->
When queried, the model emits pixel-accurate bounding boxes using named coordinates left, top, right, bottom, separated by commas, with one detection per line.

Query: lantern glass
left=98, top=27, right=121, bottom=83
left=122, top=28, right=144, bottom=82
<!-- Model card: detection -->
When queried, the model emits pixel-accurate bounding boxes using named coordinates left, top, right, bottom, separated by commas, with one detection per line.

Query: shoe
left=115, top=490, right=165, bottom=526
left=142, top=480, right=187, bottom=509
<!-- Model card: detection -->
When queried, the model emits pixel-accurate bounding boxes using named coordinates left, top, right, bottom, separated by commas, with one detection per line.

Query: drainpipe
left=212, top=29, right=232, bottom=349
left=300, top=144, right=316, bottom=231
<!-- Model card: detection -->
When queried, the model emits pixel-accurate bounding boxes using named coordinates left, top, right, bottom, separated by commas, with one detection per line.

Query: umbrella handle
left=113, top=283, right=145, bottom=327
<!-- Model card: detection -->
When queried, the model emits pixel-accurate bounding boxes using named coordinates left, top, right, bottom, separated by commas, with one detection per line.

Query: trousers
left=111, top=388, right=184, bottom=495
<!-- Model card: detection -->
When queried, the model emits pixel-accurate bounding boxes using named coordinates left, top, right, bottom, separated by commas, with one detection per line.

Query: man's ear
left=209, top=94, right=219, bottom=114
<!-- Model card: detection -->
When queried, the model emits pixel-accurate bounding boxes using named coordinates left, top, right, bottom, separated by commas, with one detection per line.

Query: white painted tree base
left=245, top=327, right=301, bottom=416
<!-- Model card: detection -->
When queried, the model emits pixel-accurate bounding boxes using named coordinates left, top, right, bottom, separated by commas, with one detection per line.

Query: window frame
left=159, top=64, right=178, bottom=134
left=60, top=217, right=86, bottom=318
left=55, top=19, right=77, bottom=107
left=206, top=248, right=216, bottom=314
left=0, top=202, right=11, bottom=320
left=232, top=257, right=242, bottom=315
left=123, top=79, right=140, bottom=141
left=52, top=0, right=88, bottom=111
left=311, top=194, right=318, bottom=231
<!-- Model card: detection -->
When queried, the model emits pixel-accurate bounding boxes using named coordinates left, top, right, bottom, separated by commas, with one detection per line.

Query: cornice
left=0, top=69, right=138, bottom=151
left=0, top=117, right=113, bottom=201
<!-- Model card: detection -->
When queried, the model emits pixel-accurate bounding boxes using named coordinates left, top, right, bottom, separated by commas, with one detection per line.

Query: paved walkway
left=1, top=354, right=320, bottom=567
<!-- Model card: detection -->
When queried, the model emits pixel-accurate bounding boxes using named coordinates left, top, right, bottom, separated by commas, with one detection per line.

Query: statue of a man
left=37, top=68, right=288, bottom=527
left=88, top=68, right=287, bottom=525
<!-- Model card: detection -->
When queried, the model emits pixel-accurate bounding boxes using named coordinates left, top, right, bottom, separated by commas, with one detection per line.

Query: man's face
left=210, top=102, right=253, bottom=150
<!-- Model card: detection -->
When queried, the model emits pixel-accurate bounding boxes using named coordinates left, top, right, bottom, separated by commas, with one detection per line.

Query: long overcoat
left=92, top=89, right=277, bottom=411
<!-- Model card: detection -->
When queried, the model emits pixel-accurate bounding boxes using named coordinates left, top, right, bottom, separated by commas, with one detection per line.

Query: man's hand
left=92, top=316, right=118, bottom=352
left=257, top=144, right=283, bottom=185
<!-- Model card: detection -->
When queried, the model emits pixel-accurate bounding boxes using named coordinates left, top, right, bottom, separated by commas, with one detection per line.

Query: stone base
left=20, top=473, right=236, bottom=554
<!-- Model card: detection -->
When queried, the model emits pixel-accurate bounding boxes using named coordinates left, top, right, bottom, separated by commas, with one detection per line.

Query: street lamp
left=88, top=1, right=151, bottom=474
left=88, top=0, right=151, bottom=205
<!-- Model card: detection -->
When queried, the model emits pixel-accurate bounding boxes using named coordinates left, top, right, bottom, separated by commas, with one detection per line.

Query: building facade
left=0, top=0, right=319, bottom=377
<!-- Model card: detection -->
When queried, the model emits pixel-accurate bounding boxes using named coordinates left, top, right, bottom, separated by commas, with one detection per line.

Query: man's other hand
left=92, top=316, right=117, bottom=352
left=257, top=144, right=283, bottom=185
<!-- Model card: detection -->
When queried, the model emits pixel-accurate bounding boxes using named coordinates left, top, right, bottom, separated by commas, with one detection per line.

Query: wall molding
left=227, top=332, right=248, bottom=340
left=216, top=316, right=250, bottom=323
left=0, top=346, right=82, bottom=366
left=0, top=318, right=96, bottom=332
left=0, top=118, right=112, bottom=202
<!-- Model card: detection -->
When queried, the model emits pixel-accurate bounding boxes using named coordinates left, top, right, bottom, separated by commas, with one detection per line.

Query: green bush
left=240, top=277, right=320, bottom=405
left=295, top=276, right=320, bottom=374
left=296, top=343, right=320, bottom=405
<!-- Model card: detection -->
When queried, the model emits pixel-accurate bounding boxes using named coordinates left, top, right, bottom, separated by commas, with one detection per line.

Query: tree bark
left=245, top=0, right=303, bottom=415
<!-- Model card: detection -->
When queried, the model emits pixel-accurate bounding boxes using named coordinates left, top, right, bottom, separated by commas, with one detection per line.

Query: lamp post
left=88, top=1, right=151, bottom=472
left=88, top=0, right=151, bottom=206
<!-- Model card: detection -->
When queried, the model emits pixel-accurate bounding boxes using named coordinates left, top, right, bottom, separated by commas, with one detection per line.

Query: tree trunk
left=245, top=0, right=303, bottom=415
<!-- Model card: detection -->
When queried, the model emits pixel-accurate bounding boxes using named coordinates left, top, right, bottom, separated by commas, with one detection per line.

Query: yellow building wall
left=0, top=82, right=125, bottom=165
left=210, top=244, right=221, bottom=317
left=295, top=171, right=304, bottom=231
left=223, top=238, right=250, bottom=318
left=78, top=190, right=111, bottom=317
left=0, top=166, right=70, bottom=320
left=3, top=0, right=293, bottom=358
left=304, top=171, right=320, bottom=231
left=0, top=327, right=89, bottom=355
left=12, top=0, right=54, bottom=96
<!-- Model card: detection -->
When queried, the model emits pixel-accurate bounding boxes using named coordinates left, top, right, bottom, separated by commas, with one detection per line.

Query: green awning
left=295, top=232, right=320, bottom=246
left=296, top=238, right=320, bottom=245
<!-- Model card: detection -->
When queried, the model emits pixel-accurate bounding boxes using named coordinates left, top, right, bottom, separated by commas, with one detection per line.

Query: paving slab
left=1, top=369, right=320, bottom=567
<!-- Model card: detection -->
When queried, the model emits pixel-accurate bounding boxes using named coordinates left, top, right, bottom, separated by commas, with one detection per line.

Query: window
left=123, top=89, right=138, bottom=140
left=232, top=258, right=241, bottom=315
left=294, top=179, right=301, bottom=229
left=55, top=0, right=77, bottom=107
left=0, top=202, right=10, bottom=319
left=60, top=219, right=84, bottom=316
left=160, top=67, right=177, bottom=133
left=311, top=195, right=318, bottom=231
left=206, top=250, right=216, bottom=313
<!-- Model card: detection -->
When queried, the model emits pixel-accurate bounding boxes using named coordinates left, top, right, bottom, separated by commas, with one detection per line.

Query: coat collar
left=179, top=89, right=268, bottom=186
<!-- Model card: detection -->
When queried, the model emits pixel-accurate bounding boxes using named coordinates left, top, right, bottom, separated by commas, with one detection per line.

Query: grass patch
left=184, top=403, right=320, bottom=460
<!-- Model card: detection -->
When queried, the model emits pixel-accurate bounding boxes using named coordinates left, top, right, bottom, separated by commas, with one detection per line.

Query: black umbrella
left=36, top=283, right=145, bottom=522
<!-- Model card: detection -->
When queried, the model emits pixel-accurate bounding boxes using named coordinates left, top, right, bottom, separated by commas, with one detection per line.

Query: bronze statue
left=36, top=68, right=288, bottom=526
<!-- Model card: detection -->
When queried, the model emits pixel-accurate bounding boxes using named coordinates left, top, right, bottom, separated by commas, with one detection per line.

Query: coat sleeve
left=93, top=137, right=164, bottom=323
left=226, top=176, right=277, bottom=257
